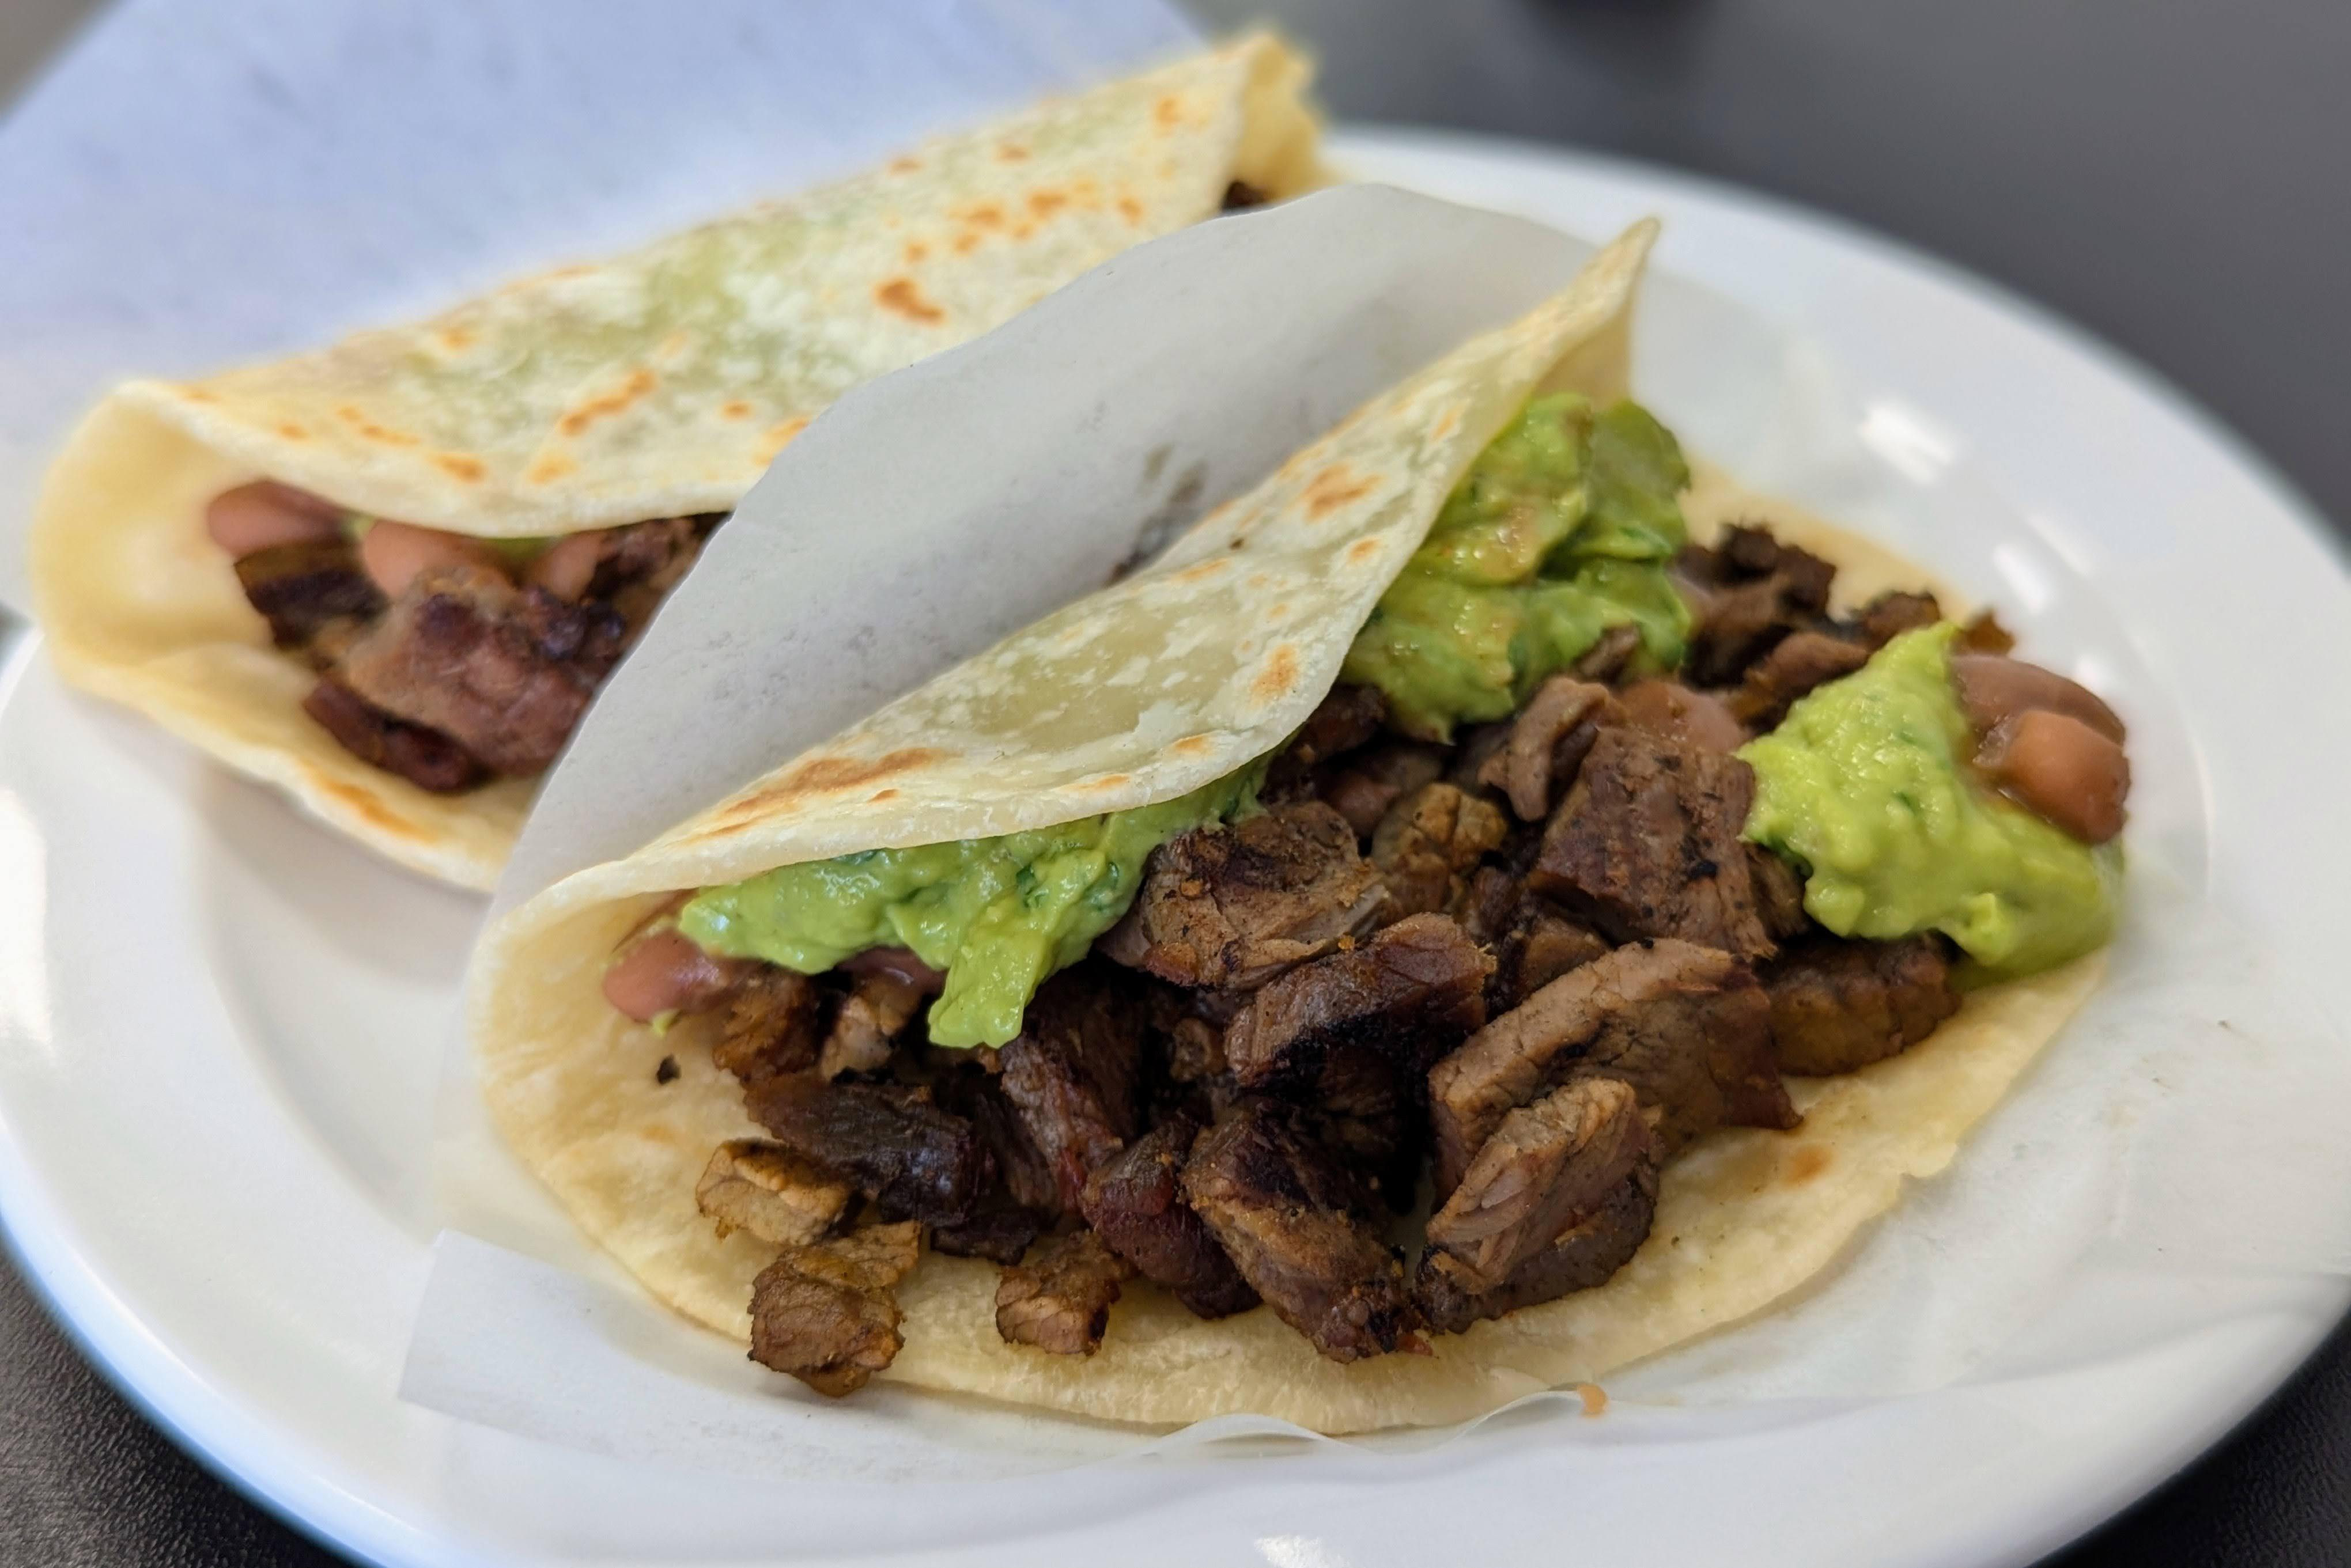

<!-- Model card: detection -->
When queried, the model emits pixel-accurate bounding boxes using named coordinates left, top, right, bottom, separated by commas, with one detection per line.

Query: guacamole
left=1739, top=623, right=2121, bottom=978
left=1340, top=393, right=1694, bottom=740
left=676, top=765, right=1264, bottom=1048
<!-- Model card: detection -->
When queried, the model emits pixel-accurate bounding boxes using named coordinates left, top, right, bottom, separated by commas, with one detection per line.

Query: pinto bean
left=358, top=520, right=505, bottom=597
left=524, top=531, right=608, bottom=600
left=603, top=929, right=745, bottom=1022
left=1976, top=709, right=2130, bottom=844
left=1951, top=654, right=2125, bottom=744
left=205, top=480, right=343, bottom=555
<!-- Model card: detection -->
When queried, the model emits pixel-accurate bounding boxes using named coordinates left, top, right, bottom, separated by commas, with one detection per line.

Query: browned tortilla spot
left=953, top=232, right=982, bottom=256
left=435, top=453, right=487, bottom=482
left=1154, top=93, right=1184, bottom=128
left=875, top=278, right=946, bottom=324
left=1784, top=1145, right=1832, bottom=1185
left=1117, top=195, right=1144, bottom=225
left=558, top=368, right=659, bottom=437
left=902, top=240, right=929, bottom=264
left=867, top=789, right=900, bottom=804
left=888, top=155, right=921, bottom=175
left=962, top=202, right=1006, bottom=229
left=1347, top=537, right=1384, bottom=566
left=1169, top=734, right=1217, bottom=759
left=1303, top=463, right=1374, bottom=519
left=997, top=143, right=1030, bottom=162
left=526, top=452, right=577, bottom=484
left=1170, top=558, right=1228, bottom=586
left=1072, top=772, right=1132, bottom=793
left=309, top=771, right=428, bottom=838
left=1027, top=190, right=1068, bottom=219
left=720, top=748, right=950, bottom=821
left=276, top=422, right=307, bottom=440
left=182, top=388, right=218, bottom=403
left=758, top=415, right=811, bottom=460
left=1250, top=644, right=1300, bottom=706
left=438, top=325, right=477, bottom=353
left=717, top=400, right=754, bottom=421
left=1431, top=406, right=1463, bottom=441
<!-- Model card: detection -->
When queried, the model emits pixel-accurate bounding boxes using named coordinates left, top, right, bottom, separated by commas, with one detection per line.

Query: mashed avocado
left=676, top=765, right=1264, bottom=1048
left=1340, top=393, right=1693, bottom=740
left=1739, top=623, right=2121, bottom=978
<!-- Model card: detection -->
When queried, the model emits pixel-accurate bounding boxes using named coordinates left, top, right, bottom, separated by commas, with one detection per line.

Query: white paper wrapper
left=412, top=178, right=2351, bottom=1477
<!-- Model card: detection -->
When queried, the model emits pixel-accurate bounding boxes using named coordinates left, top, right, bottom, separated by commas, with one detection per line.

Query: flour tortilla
left=469, top=224, right=2107, bottom=1431
left=28, top=34, right=1318, bottom=890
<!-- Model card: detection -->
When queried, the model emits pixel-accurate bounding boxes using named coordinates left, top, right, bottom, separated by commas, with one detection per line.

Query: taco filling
left=594, top=392, right=2131, bottom=1395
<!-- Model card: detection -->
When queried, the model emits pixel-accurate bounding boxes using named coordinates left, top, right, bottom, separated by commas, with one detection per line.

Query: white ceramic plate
left=2, top=128, right=2347, bottom=1568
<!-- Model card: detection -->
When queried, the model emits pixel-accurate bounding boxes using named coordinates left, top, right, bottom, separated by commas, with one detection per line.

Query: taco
left=470, top=222, right=2130, bottom=1430
left=28, top=35, right=1318, bottom=889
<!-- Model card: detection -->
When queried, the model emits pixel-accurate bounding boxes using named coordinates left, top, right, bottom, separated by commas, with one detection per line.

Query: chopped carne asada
left=1369, top=783, right=1508, bottom=920
left=1530, top=726, right=1779, bottom=962
left=696, top=1140, right=854, bottom=1247
left=1182, top=1099, right=1422, bottom=1361
left=749, top=1221, right=923, bottom=1396
left=1428, top=938, right=1785, bottom=1191
left=1223, top=912, right=1491, bottom=1093
left=1424, top=1074, right=1652, bottom=1291
left=1766, top=936, right=1961, bottom=1075
left=995, top=1228, right=1135, bottom=1355
left=745, top=1077, right=992, bottom=1226
left=996, top=967, right=1146, bottom=1211
left=1102, top=802, right=1386, bottom=988
left=1081, top=1115, right=1261, bottom=1318
left=207, top=477, right=721, bottom=791
left=596, top=509, right=2128, bottom=1391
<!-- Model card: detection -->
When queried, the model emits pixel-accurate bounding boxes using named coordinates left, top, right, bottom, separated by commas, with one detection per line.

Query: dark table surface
left=3, top=1, right=2347, bottom=1563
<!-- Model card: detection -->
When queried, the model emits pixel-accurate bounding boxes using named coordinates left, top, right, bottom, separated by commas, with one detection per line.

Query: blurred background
left=1, top=1, right=2345, bottom=1564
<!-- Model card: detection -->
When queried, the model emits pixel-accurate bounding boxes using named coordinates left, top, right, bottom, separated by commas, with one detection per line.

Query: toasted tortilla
left=29, top=35, right=1318, bottom=889
left=468, top=224, right=2106, bottom=1431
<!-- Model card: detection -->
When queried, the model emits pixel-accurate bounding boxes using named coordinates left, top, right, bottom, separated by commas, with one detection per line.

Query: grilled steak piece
left=1573, top=623, right=1643, bottom=684
left=746, top=1077, right=992, bottom=1226
left=1146, top=983, right=1238, bottom=1085
left=1726, top=631, right=1869, bottom=730
left=1181, top=1100, right=1421, bottom=1361
left=935, top=1064, right=1062, bottom=1217
left=1231, top=921, right=1486, bottom=1090
left=1478, top=676, right=1617, bottom=821
left=1674, top=525, right=1838, bottom=685
left=1429, top=938, right=1789, bottom=1191
left=1529, top=725, right=1778, bottom=963
left=819, top=969, right=927, bottom=1079
left=1102, top=802, right=1386, bottom=988
left=694, top=1139, right=853, bottom=1247
left=749, top=1220, right=923, bottom=1396
left=931, top=1204, right=1049, bottom=1266
left=1224, top=912, right=1492, bottom=1093
left=994, top=1228, right=1134, bottom=1355
left=713, top=968, right=825, bottom=1086
left=334, top=563, right=626, bottom=775
left=1267, top=684, right=1388, bottom=801
left=1747, top=845, right=1812, bottom=944
left=1370, top=783, right=1509, bottom=921
left=1311, top=1043, right=1424, bottom=1209
left=1321, top=742, right=1447, bottom=839
left=1490, top=900, right=1612, bottom=1012
left=1425, top=1077, right=1651, bottom=1289
left=998, top=967, right=1146, bottom=1210
left=581, top=515, right=714, bottom=632
left=1417, top=1160, right=1658, bottom=1333
left=1617, top=679, right=1749, bottom=755
left=1766, top=935, right=1960, bottom=1075
left=300, top=677, right=486, bottom=793
left=235, top=538, right=384, bottom=650
left=1080, top=1116, right=1259, bottom=1319
left=1855, top=590, right=1942, bottom=648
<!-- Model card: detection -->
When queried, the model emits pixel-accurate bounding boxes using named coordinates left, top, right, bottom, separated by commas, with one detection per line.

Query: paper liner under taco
left=29, top=34, right=1318, bottom=889
left=468, top=224, right=2105, bottom=1431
